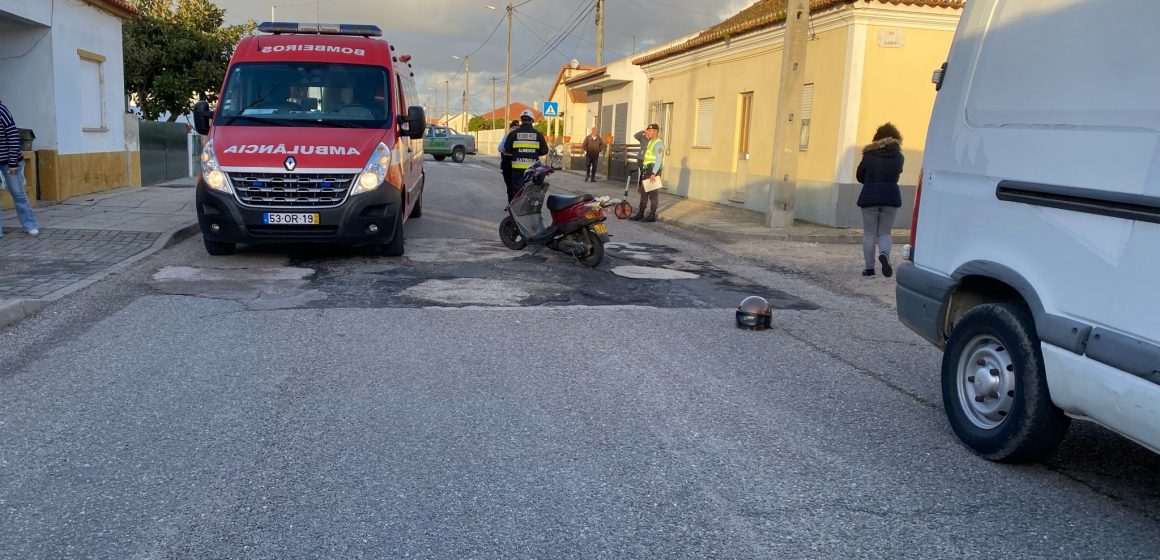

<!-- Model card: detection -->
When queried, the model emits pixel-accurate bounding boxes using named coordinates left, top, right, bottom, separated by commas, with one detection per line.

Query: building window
left=78, top=50, right=107, bottom=132
left=738, top=92, right=754, bottom=157
left=799, top=83, right=814, bottom=150
left=694, top=97, right=715, bottom=148
left=649, top=102, right=674, bottom=146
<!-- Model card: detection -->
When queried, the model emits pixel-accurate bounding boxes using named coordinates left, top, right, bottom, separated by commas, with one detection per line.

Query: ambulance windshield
left=217, top=62, right=391, bottom=128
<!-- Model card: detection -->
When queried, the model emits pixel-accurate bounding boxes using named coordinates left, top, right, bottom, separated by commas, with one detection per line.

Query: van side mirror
left=192, top=100, right=212, bottom=135
left=401, top=106, right=426, bottom=140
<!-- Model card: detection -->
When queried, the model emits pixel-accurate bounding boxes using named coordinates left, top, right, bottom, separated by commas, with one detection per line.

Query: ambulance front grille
left=229, top=172, right=357, bottom=208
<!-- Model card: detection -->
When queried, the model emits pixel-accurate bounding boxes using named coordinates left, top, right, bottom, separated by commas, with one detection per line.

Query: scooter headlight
left=200, top=140, right=233, bottom=194
left=353, top=143, right=390, bottom=195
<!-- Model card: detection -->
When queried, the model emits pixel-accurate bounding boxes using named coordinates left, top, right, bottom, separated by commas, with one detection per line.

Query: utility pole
left=491, top=77, right=497, bottom=129
left=463, top=55, right=470, bottom=129
left=505, top=1, right=513, bottom=126
left=767, top=0, right=810, bottom=228
left=444, top=80, right=449, bottom=126
left=270, top=4, right=275, bottom=20
left=595, top=0, right=604, bottom=66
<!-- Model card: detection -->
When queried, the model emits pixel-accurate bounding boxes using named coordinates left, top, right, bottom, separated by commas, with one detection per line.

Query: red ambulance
left=192, top=22, right=426, bottom=257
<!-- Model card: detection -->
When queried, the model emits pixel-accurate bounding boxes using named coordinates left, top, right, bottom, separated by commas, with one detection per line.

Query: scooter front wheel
left=499, top=216, right=527, bottom=250
left=578, top=228, right=604, bottom=268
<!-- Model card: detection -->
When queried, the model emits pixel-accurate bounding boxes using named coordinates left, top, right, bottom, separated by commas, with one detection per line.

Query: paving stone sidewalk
left=0, top=178, right=198, bottom=329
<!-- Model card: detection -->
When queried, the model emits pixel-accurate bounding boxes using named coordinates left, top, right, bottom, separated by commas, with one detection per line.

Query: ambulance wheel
left=409, top=188, right=423, bottom=219
left=380, top=214, right=405, bottom=257
left=434, top=155, right=446, bottom=161
left=204, top=239, right=235, bottom=256
left=451, top=147, right=466, bottom=163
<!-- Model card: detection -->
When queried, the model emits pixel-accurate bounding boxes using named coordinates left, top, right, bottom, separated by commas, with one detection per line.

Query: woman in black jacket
left=856, top=123, right=904, bottom=278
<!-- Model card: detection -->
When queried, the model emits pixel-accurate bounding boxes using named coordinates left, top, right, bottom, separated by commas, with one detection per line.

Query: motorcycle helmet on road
left=736, top=296, right=772, bottom=330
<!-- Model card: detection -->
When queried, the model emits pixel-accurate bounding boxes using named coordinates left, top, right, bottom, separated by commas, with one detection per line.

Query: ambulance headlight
left=200, top=140, right=233, bottom=194
left=353, top=143, right=390, bottom=195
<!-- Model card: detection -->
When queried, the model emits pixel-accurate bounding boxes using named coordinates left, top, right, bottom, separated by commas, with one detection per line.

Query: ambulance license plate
left=263, top=213, right=321, bottom=225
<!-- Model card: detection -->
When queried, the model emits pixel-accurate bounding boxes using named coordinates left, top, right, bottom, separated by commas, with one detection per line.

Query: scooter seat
left=546, top=193, right=594, bottom=211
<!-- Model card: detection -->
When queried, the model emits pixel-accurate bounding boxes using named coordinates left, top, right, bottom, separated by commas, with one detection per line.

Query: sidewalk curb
left=0, top=221, right=199, bottom=331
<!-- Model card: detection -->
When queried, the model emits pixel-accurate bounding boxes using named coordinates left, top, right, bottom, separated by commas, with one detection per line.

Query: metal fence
left=139, top=121, right=193, bottom=186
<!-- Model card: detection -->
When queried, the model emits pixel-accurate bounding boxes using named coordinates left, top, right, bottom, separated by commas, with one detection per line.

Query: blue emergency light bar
left=257, top=22, right=383, bottom=37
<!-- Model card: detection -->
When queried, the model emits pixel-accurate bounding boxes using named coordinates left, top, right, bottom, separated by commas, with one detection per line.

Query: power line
left=512, top=1, right=596, bottom=77
left=513, top=0, right=594, bottom=75
left=519, top=9, right=627, bottom=61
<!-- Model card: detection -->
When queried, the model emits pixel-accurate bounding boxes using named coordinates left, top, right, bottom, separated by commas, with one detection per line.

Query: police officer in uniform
left=505, top=110, right=549, bottom=193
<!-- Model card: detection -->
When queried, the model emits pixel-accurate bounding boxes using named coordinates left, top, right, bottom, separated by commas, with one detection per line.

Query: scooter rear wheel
left=578, top=228, right=604, bottom=268
left=499, top=216, right=527, bottom=250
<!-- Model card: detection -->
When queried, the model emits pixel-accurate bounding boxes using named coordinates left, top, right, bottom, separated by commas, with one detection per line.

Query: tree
left=124, top=0, right=254, bottom=121
left=468, top=117, right=506, bottom=132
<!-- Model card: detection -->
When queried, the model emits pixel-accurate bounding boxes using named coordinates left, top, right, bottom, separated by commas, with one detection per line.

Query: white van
left=896, top=0, right=1160, bottom=463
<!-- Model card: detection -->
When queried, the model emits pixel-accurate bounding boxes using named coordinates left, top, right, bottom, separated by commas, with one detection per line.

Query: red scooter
left=498, top=162, right=620, bottom=267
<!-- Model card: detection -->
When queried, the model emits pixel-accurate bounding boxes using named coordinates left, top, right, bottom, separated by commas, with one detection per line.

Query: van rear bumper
left=195, top=179, right=403, bottom=246
left=896, top=262, right=956, bottom=348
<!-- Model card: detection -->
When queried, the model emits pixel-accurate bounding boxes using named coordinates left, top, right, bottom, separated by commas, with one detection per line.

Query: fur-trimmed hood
left=863, top=137, right=901, bottom=153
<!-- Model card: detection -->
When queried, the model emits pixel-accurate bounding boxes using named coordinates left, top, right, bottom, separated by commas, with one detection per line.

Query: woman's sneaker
left=862, top=268, right=876, bottom=277
left=879, top=253, right=893, bottom=278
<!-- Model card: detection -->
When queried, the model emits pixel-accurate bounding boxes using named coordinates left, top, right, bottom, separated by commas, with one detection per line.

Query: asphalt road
left=1, top=157, right=1158, bottom=559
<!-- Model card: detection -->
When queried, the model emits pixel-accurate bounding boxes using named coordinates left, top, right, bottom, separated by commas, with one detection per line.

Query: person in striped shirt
left=0, top=98, right=38, bottom=237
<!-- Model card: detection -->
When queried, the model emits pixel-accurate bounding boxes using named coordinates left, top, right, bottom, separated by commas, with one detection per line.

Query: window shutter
left=799, top=84, right=814, bottom=150
left=695, top=97, right=715, bottom=147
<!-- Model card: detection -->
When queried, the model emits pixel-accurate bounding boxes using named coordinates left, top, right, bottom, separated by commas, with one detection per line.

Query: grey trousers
left=861, top=206, right=899, bottom=269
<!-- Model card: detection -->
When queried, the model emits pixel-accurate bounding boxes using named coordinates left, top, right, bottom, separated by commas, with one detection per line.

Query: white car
left=896, top=0, right=1160, bottom=462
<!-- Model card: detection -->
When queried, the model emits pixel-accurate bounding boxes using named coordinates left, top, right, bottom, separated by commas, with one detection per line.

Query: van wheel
left=433, top=155, right=446, bottom=161
left=204, top=239, right=236, bottom=256
left=451, top=146, right=466, bottom=163
left=380, top=213, right=405, bottom=257
left=941, top=303, right=1070, bottom=463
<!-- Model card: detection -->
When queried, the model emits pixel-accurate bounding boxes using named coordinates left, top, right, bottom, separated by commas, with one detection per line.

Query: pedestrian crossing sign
left=542, top=101, right=559, bottom=118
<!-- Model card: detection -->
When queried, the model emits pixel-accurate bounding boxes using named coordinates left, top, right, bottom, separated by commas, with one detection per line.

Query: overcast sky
left=214, top=0, right=752, bottom=117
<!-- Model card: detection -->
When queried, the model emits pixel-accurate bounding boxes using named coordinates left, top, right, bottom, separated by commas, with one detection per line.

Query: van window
left=217, top=62, right=392, bottom=128
left=965, top=0, right=1160, bottom=132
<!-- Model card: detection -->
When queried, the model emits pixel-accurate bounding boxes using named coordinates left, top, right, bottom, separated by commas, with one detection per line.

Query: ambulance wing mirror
left=192, top=100, right=212, bottom=136
left=401, top=106, right=426, bottom=140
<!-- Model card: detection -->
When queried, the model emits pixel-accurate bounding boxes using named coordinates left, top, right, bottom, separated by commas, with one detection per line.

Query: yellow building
left=634, top=0, right=963, bottom=227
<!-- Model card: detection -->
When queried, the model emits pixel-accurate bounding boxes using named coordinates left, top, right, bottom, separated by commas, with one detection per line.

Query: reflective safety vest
left=642, top=138, right=661, bottom=171
left=510, top=126, right=547, bottom=170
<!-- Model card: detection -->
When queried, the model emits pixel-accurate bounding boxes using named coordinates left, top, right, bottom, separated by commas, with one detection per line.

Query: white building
left=0, top=0, right=140, bottom=202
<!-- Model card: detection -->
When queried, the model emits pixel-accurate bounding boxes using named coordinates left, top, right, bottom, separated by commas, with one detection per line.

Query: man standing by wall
left=630, top=124, right=665, bottom=223
left=581, top=127, right=605, bottom=182
left=0, top=98, right=38, bottom=238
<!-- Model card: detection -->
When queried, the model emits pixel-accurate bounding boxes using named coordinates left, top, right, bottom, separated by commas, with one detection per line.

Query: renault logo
left=284, top=156, right=297, bottom=171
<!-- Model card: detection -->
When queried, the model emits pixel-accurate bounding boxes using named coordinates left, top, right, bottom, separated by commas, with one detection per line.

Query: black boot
left=629, top=210, right=645, bottom=221
left=643, top=211, right=657, bottom=223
